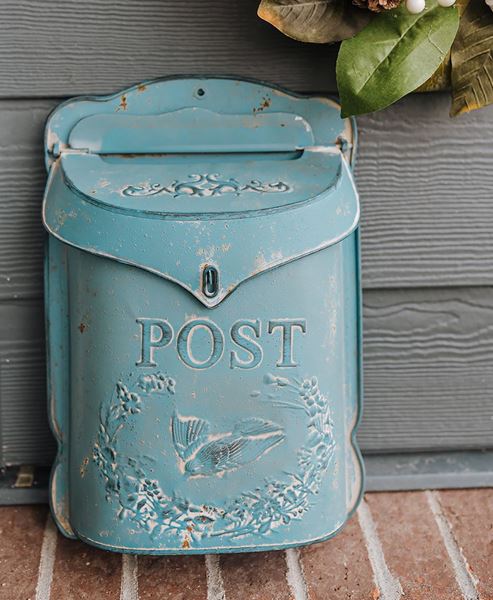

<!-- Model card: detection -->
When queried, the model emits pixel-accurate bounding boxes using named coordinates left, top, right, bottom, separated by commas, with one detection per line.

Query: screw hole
left=196, top=88, right=205, bottom=97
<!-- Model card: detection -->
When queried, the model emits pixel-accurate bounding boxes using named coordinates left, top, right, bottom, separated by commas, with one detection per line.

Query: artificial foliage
left=258, top=0, right=493, bottom=116
left=352, top=0, right=402, bottom=12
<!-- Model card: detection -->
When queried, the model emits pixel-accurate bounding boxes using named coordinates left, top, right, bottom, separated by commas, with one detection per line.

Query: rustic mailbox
left=43, top=77, right=363, bottom=554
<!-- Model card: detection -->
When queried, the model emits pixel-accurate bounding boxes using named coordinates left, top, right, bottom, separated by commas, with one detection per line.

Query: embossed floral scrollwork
left=121, top=174, right=291, bottom=198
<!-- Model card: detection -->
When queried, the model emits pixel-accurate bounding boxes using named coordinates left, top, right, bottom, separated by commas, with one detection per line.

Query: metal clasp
left=202, top=265, right=219, bottom=298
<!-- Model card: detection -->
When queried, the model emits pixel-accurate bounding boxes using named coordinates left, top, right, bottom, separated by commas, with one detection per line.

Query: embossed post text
left=136, top=318, right=307, bottom=370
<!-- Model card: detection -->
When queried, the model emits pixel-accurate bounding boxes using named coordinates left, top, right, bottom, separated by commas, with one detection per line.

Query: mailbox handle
left=67, top=108, right=315, bottom=155
left=202, top=266, right=219, bottom=298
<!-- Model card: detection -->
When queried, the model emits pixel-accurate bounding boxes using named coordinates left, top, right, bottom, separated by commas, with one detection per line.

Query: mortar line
left=120, top=554, right=139, bottom=600
left=35, top=514, right=58, bottom=600
left=205, top=554, right=226, bottom=600
left=425, top=490, right=479, bottom=600
left=285, top=548, right=308, bottom=600
left=357, top=499, right=403, bottom=600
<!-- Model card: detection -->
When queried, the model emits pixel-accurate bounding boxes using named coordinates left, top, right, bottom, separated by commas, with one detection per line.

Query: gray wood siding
left=0, top=100, right=51, bottom=301
left=358, top=96, right=493, bottom=288
left=363, top=287, right=493, bottom=452
left=0, top=0, right=338, bottom=98
left=0, top=301, right=54, bottom=465
left=0, top=0, right=492, bottom=465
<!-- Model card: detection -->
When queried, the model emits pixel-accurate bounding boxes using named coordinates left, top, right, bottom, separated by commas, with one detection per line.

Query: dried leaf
left=450, top=0, right=493, bottom=116
left=417, top=0, right=470, bottom=93
left=257, top=0, right=373, bottom=44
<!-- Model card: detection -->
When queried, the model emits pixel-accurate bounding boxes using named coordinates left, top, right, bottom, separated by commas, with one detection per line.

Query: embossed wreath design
left=93, top=372, right=335, bottom=546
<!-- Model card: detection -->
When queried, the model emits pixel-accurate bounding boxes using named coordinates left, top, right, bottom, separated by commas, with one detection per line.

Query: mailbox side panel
left=342, top=229, right=364, bottom=515
left=45, top=237, right=75, bottom=538
left=60, top=239, right=362, bottom=554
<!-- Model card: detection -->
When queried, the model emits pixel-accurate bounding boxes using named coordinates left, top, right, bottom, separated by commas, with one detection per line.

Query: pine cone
left=353, top=0, right=402, bottom=12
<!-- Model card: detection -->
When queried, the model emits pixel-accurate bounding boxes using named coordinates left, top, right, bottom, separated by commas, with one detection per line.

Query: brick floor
left=0, top=506, right=48, bottom=600
left=366, top=492, right=463, bottom=600
left=221, top=551, right=293, bottom=600
left=439, top=489, right=493, bottom=600
left=300, top=516, right=375, bottom=600
left=0, top=491, right=490, bottom=600
left=138, top=555, right=208, bottom=600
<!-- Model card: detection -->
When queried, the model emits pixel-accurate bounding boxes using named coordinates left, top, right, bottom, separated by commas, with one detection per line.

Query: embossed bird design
left=171, top=412, right=285, bottom=476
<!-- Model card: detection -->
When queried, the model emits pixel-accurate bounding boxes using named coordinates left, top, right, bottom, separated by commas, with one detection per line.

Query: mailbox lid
left=57, top=146, right=343, bottom=217
left=43, top=78, right=359, bottom=308
left=44, top=151, right=358, bottom=307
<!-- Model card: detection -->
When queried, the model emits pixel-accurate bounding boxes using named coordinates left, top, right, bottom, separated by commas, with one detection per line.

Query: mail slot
left=43, top=77, right=363, bottom=554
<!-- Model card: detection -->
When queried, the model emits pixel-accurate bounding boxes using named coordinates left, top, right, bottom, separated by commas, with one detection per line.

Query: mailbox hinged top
left=45, top=77, right=354, bottom=167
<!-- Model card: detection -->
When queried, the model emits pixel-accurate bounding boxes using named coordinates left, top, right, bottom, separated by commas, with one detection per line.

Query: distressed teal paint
left=135, top=318, right=174, bottom=367
left=43, top=77, right=363, bottom=554
left=230, top=320, right=263, bottom=370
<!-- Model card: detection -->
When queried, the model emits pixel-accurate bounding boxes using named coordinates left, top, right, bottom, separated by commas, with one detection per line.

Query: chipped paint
left=56, top=209, right=77, bottom=229
left=253, top=95, right=271, bottom=113
left=117, top=94, right=128, bottom=111
left=51, top=467, right=74, bottom=537
left=79, top=456, right=89, bottom=477
left=254, top=252, right=269, bottom=272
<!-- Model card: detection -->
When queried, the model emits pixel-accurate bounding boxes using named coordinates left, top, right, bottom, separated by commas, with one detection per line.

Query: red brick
left=50, top=535, right=121, bottom=599
left=300, top=514, right=376, bottom=600
left=439, top=488, right=493, bottom=600
left=221, top=551, right=293, bottom=600
left=367, top=491, right=462, bottom=600
left=0, top=505, right=47, bottom=600
left=138, top=555, right=208, bottom=600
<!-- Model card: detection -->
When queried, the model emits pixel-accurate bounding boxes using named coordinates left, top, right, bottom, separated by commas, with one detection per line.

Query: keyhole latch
left=202, top=265, right=219, bottom=298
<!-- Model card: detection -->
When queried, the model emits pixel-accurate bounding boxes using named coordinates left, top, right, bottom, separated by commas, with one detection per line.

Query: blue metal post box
left=43, top=77, right=363, bottom=554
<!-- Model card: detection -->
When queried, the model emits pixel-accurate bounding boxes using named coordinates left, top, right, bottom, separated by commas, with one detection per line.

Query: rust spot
left=118, top=95, right=128, bottom=111
left=137, top=84, right=147, bottom=92
left=80, top=457, right=89, bottom=478
left=182, top=538, right=190, bottom=549
left=78, top=323, right=86, bottom=334
left=56, top=500, right=73, bottom=535
left=253, top=96, right=271, bottom=114
left=372, top=588, right=381, bottom=600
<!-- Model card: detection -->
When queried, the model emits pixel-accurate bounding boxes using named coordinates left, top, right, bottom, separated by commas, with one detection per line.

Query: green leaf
left=336, top=1, right=460, bottom=117
left=450, top=0, right=493, bottom=117
left=257, top=0, right=373, bottom=44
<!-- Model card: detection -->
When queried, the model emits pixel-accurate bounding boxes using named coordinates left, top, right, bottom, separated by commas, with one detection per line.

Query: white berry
left=406, top=0, right=426, bottom=14
left=437, top=0, right=456, bottom=6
